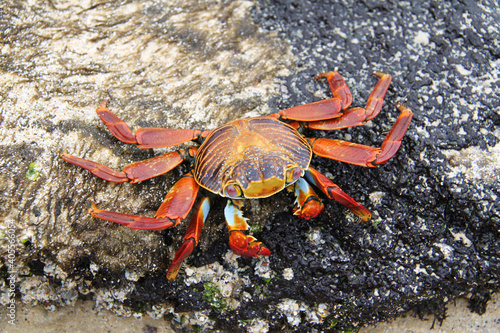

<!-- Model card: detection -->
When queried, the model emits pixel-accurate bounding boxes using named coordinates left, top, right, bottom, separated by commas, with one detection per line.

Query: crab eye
left=292, top=167, right=302, bottom=180
left=224, top=184, right=242, bottom=198
left=286, top=166, right=303, bottom=184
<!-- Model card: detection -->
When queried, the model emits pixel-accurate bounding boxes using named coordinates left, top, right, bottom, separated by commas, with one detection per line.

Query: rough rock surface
left=0, top=0, right=499, bottom=331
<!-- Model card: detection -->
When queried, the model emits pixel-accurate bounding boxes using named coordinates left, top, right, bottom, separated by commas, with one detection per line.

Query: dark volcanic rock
left=1, top=0, right=498, bottom=331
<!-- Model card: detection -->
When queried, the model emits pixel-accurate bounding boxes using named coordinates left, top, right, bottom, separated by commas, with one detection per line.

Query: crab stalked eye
left=286, top=166, right=303, bottom=184
left=292, top=167, right=302, bottom=180
left=224, top=184, right=242, bottom=198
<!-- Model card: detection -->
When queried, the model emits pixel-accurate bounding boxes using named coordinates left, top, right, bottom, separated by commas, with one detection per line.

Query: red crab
left=62, top=71, right=412, bottom=280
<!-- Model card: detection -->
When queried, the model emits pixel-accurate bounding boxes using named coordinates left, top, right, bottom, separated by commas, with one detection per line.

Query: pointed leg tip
left=358, top=215, right=372, bottom=223
left=60, top=153, right=69, bottom=161
left=352, top=208, right=371, bottom=222
left=258, top=247, right=271, bottom=257
left=98, top=98, right=110, bottom=109
left=88, top=200, right=97, bottom=211
left=166, top=266, right=180, bottom=281
left=395, top=102, right=413, bottom=116
left=373, top=71, right=390, bottom=78
left=314, top=71, right=335, bottom=81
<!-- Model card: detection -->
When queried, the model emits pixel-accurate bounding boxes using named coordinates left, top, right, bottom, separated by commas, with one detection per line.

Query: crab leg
left=308, top=103, right=412, bottom=167
left=271, top=98, right=343, bottom=122
left=88, top=172, right=199, bottom=230
left=269, top=71, right=353, bottom=121
left=89, top=202, right=175, bottom=230
left=155, top=173, right=200, bottom=224
left=225, top=200, right=271, bottom=257
left=61, top=148, right=196, bottom=183
left=305, top=72, right=393, bottom=130
left=166, top=197, right=210, bottom=280
left=305, top=168, right=371, bottom=221
left=270, top=72, right=392, bottom=126
left=315, top=71, right=353, bottom=109
left=304, top=107, right=368, bottom=131
left=290, top=178, right=324, bottom=220
left=96, top=99, right=205, bottom=148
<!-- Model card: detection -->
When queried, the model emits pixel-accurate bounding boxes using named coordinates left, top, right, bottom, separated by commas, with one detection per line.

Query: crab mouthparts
left=243, top=177, right=285, bottom=198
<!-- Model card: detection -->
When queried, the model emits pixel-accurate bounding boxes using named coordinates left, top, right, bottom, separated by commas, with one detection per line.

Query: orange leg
left=61, top=148, right=196, bottom=183
left=290, top=178, right=324, bottom=220
left=315, top=71, right=353, bottom=109
left=96, top=99, right=203, bottom=148
left=166, top=197, right=210, bottom=280
left=305, top=72, right=393, bottom=130
left=89, top=202, right=175, bottom=230
left=225, top=200, right=270, bottom=257
left=269, top=71, right=352, bottom=122
left=305, top=168, right=371, bottom=221
left=271, top=98, right=343, bottom=122
left=268, top=72, right=391, bottom=124
left=308, top=103, right=413, bottom=167
left=155, top=173, right=200, bottom=224
left=88, top=172, right=199, bottom=230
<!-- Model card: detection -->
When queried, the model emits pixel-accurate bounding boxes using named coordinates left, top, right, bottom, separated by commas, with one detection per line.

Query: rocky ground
left=1, top=0, right=499, bottom=331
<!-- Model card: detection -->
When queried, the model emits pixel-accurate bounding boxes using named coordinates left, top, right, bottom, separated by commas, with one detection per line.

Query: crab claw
left=229, top=231, right=271, bottom=257
left=305, top=168, right=372, bottom=222
left=293, top=178, right=324, bottom=220
left=225, top=200, right=271, bottom=258
left=293, top=199, right=324, bottom=220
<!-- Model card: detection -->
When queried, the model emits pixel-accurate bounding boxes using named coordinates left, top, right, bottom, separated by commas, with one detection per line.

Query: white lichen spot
left=443, top=143, right=500, bottom=183
left=315, top=303, right=330, bottom=319
left=247, top=318, right=270, bottom=333
left=242, top=291, right=252, bottom=301
left=283, top=268, right=294, bottom=280
left=434, top=242, right=454, bottom=260
left=89, top=262, right=100, bottom=276
left=43, top=262, right=68, bottom=280
left=124, top=269, right=141, bottom=282
left=184, top=261, right=224, bottom=286
left=219, top=281, right=233, bottom=298
left=254, top=257, right=273, bottom=279
left=333, top=28, right=348, bottom=39
left=277, top=299, right=303, bottom=326
left=146, top=304, right=172, bottom=320
left=18, top=276, right=59, bottom=305
left=415, top=125, right=430, bottom=138
left=276, top=300, right=329, bottom=326
left=223, top=249, right=240, bottom=268
left=132, top=312, right=143, bottom=319
left=369, top=191, right=385, bottom=206
left=182, top=259, right=253, bottom=311
left=457, top=126, right=467, bottom=135
left=306, top=227, right=324, bottom=245
left=413, top=31, right=430, bottom=46
left=455, top=64, right=473, bottom=76
left=184, top=267, right=195, bottom=277
left=414, top=263, right=428, bottom=275
left=170, top=310, right=213, bottom=329
left=449, top=229, right=472, bottom=247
